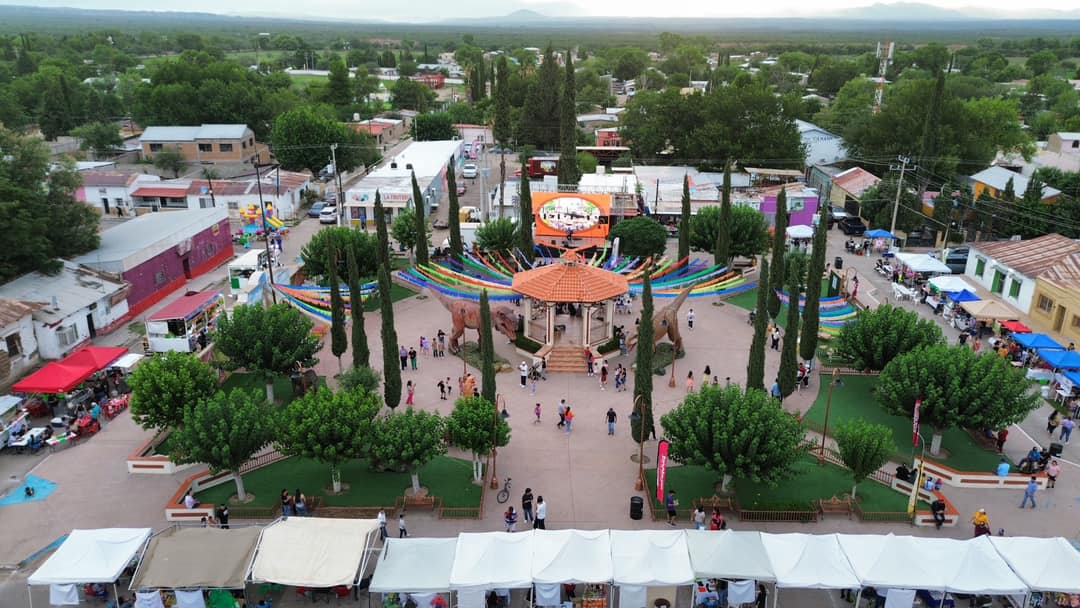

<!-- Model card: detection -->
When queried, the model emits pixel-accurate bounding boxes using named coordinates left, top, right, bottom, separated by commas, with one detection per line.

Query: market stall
left=1036, top=349, right=1080, bottom=371
left=685, top=530, right=775, bottom=583
left=27, top=528, right=152, bottom=608
left=1000, top=321, right=1032, bottom=334
left=248, top=517, right=380, bottom=592
left=959, top=299, right=1022, bottom=321
left=1013, top=334, right=1064, bottom=351
left=928, top=276, right=977, bottom=294
left=0, top=394, right=26, bottom=446
left=146, top=291, right=224, bottom=354
left=760, top=533, right=860, bottom=608
left=12, top=347, right=128, bottom=395
left=532, top=530, right=613, bottom=608
left=369, top=538, right=457, bottom=608
left=450, top=532, right=535, bottom=608
left=989, top=536, right=1080, bottom=608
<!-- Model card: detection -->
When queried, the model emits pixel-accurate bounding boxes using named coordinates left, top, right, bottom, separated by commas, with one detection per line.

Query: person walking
left=1020, top=476, right=1039, bottom=508
left=600, top=361, right=608, bottom=390
left=399, top=346, right=408, bottom=371
left=1047, top=410, right=1060, bottom=435
left=557, top=400, right=566, bottom=429
left=687, top=308, right=695, bottom=331
left=771, top=380, right=783, bottom=403
left=534, top=403, right=542, bottom=424
left=398, top=511, right=408, bottom=537
left=564, top=407, right=574, bottom=434
left=692, top=506, right=706, bottom=530
left=519, top=361, right=529, bottom=388
left=686, top=371, right=695, bottom=393
left=996, top=428, right=1009, bottom=454
left=665, top=490, right=679, bottom=526
left=217, top=504, right=230, bottom=530
left=377, top=509, right=388, bottom=540
left=437, top=379, right=447, bottom=400
left=1046, top=460, right=1060, bottom=488
left=606, top=407, right=617, bottom=436
left=522, top=488, right=535, bottom=523
left=534, top=496, right=547, bottom=529
left=770, top=326, right=781, bottom=351
left=409, top=347, right=418, bottom=370
left=1060, top=416, right=1075, bottom=442
left=504, top=506, right=519, bottom=532
left=971, top=508, right=991, bottom=537
left=405, top=380, right=415, bottom=405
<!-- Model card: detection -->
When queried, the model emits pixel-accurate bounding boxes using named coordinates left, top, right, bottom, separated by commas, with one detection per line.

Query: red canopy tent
left=1000, top=320, right=1032, bottom=334
left=12, top=347, right=129, bottom=394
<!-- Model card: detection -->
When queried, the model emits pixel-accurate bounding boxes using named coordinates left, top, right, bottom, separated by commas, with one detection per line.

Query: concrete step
left=545, top=346, right=588, bottom=374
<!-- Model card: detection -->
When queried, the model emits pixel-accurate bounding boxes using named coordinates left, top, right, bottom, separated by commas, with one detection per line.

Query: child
left=398, top=511, right=408, bottom=538
left=534, top=403, right=542, bottom=424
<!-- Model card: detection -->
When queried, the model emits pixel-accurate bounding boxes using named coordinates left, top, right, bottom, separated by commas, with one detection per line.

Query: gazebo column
left=605, top=299, right=615, bottom=343
left=582, top=304, right=591, bottom=345
left=546, top=304, right=555, bottom=346
left=523, top=298, right=533, bottom=340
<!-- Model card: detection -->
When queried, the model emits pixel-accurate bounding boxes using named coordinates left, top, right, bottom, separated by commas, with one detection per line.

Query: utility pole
left=252, top=156, right=278, bottom=305
left=889, top=155, right=914, bottom=238
left=330, top=143, right=341, bottom=227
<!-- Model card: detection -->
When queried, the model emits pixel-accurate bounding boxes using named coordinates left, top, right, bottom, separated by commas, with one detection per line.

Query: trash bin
left=1049, top=442, right=1064, bottom=457
left=630, top=496, right=644, bottom=520
left=1040, top=385, right=1051, bottom=398
left=834, top=256, right=843, bottom=270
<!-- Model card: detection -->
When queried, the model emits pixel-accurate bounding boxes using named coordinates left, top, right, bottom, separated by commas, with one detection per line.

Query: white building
left=964, top=234, right=1080, bottom=315
left=343, top=140, right=463, bottom=228
left=795, top=119, right=847, bottom=167
left=76, top=173, right=161, bottom=216
left=0, top=262, right=130, bottom=360
left=0, top=300, right=41, bottom=389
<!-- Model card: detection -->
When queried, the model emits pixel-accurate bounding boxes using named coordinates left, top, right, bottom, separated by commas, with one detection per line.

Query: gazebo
left=512, top=257, right=629, bottom=348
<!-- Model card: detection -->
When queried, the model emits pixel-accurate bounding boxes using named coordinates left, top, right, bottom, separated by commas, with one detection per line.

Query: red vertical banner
left=913, top=399, right=922, bottom=447
left=656, top=440, right=671, bottom=504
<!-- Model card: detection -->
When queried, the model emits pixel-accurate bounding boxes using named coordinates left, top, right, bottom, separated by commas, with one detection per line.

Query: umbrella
left=946, top=289, right=980, bottom=303
left=864, top=229, right=897, bottom=239
left=1013, top=333, right=1063, bottom=350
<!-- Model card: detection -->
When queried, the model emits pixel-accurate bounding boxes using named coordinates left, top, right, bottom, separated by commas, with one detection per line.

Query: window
left=1072, top=315, right=1080, bottom=329
left=205, top=242, right=216, bottom=257
left=1009, top=278, right=1022, bottom=298
left=198, top=143, right=213, bottom=152
left=248, top=138, right=254, bottom=147
left=57, top=325, right=79, bottom=347
left=788, top=198, right=806, bottom=213
left=991, top=270, right=1005, bottom=294
left=975, top=258, right=986, bottom=277
left=1037, top=295, right=1054, bottom=314
left=1073, top=140, right=1079, bottom=149
left=149, top=143, right=163, bottom=152
left=4, top=333, right=22, bottom=356
left=199, top=197, right=213, bottom=209
left=219, top=143, right=233, bottom=153
left=241, top=140, right=247, bottom=149
left=227, top=201, right=239, bottom=210
left=155, top=271, right=167, bottom=286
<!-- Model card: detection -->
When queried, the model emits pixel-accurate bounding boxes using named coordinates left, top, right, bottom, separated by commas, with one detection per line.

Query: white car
left=462, top=163, right=478, bottom=179
left=319, top=206, right=338, bottom=224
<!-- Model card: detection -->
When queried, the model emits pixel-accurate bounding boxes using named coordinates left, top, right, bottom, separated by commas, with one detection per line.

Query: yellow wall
left=142, top=132, right=258, bottom=163
left=974, top=180, right=1060, bottom=204
left=1029, top=277, right=1080, bottom=345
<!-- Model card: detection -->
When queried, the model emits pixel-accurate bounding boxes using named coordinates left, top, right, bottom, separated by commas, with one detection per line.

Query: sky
left=2, top=0, right=1076, bottom=21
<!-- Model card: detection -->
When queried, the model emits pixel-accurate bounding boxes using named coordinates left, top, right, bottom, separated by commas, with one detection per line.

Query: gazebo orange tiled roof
left=512, top=260, right=629, bottom=303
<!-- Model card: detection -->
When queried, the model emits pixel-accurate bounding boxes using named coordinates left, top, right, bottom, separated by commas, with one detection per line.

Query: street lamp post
left=818, top=368, right=841, bottom=464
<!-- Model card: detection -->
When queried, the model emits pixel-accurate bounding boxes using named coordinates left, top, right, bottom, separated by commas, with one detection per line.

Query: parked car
left=462, top=163, right=478, bottom=179
left=432, top=218, right=449, bottom=230
left=319, top=206, right=337, bottom=224
left=307, top=201, right=327, bottom=218
left=944, top=246, right=970, bottom=274
left=828, top=206, right=850, bottom=226
left=457, top=183, right=467, bottom=196
left=838, top=216, right=867, bottom=235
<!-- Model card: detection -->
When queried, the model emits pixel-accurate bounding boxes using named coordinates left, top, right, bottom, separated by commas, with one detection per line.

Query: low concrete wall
left=126, top=432, right=198, bottom=475
left=915, top=457, right=1047, bottom=490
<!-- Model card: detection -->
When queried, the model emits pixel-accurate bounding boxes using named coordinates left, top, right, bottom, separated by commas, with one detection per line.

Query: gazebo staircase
left=544, top=345, right=589, bottom=374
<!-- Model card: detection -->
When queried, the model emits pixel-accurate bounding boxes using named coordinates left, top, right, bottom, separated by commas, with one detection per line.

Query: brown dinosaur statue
left=626, top=286, right=693, bottom=354
left=434, top=292, right=519, bottom=354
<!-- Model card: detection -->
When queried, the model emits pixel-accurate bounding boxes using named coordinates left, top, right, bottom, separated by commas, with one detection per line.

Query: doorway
left=101, top=197, right=110, bottom=214
left=1053, top=305, right=1066, bottom=333
left=86, top=313, right=97, bottom=339
left=182, top=258, right=192, bottom=280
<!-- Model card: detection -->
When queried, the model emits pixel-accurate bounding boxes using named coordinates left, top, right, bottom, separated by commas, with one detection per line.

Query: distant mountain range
left=821, top=2, right=1080, bottom=21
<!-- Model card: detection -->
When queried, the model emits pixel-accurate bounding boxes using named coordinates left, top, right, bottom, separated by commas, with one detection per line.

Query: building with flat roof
left=140, top=124, right=266, bottom=164
left=343, top=140, right=463, bottom=228
left=71, top=208, right=232, bottom=318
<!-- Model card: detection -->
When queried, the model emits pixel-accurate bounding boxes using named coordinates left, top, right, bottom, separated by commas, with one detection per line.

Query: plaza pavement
left=3, top=221, right=1080, bottom=607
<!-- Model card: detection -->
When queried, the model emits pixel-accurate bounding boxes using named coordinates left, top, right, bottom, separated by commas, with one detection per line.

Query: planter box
left=126, top=431, right=198, bottom=475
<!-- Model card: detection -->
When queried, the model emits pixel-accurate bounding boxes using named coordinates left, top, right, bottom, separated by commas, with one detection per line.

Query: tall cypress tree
left=778, top=256, right=801, bottom=398
left=632, top=266, right=656, bottom=442
left=714, top=160, right=733, bottom=268
left=494, top=57, right=511, bottom=218
left=800, top=207, right=829, bottom=362
left=522, top=45, right=561, bottom=150
left=411, top=171, right=429, bottom=265
left=328, top=234, right=347, bottom=374
left=346, top=245, right=370, bottom=369
left=558, top=50, right=580, bottom=186
left=747, top=257, right=770, bottom=391
left=447, top=157, right=464, bottom=259
left=374, top=191, right=402, bottom=408
left=518, top=169, right=535, bottom=263
left=767, top=188, right=789, bottom=319
left=479, top=289, right=496, bottom=403
left=678, top=174, right=691, bottom=261
left=916, top=68, right=946, bottom=195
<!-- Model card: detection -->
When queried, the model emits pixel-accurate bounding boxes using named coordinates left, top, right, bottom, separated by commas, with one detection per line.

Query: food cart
left=146, top=291, right=224, bottom=354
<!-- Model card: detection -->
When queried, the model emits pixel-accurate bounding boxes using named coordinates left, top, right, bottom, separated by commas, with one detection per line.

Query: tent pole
left=27, top=585, right=33, bottom=608
left=113, top=583, right=119, bottom=605
left=854, top=588, right=863, bottom=608
left=773, top=587, right=779, bottom=608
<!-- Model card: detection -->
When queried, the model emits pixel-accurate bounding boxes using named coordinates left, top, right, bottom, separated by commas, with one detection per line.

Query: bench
left=816, top=496, right=853, bottom=519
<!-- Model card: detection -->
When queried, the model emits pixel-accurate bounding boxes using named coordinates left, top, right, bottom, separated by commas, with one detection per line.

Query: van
left=944, top=247, right=969, bottom=274
left=462, top=163, right=478, bottom=179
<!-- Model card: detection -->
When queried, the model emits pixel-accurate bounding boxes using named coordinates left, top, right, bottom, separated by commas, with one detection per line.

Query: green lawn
left=803, top=375, right=1006, bottom=472
left=219, top=372, right=326, bottom=406
left=361, top=282, right=416, bottom=312
left=196, top=455, right=480, bottom=508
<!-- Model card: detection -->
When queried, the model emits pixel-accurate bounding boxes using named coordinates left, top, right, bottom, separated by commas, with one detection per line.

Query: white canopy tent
left=928, top=275, right=977, bottom=293
left=685, top=530, right=775, bottom=583
left=450, top=532, right=536, bottom=590
left=989, top=536, right=1080, bottom=594
left=369, top=538, right=458, bottom=594
left=786, top=225, right=814, bottom=239
left=949, top=536, right=1029, bottom=596
left=837, top=534, right=958, bottom=592
left=28, top=528, right=152, bottom=608
left=895, top=252, right=951, bottom=274
left=248, top=517, right=380, bottom=588
left=610, top=530, right=694, bottom=587
left=531, top=529, right=613, bottom=584
left=760, top=533, right=860, bottom=590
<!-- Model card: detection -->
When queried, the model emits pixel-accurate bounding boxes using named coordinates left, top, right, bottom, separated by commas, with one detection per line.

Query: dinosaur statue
left=626, top=286, right=693, bottom=354
left=434, top=292, right=520, bottom=354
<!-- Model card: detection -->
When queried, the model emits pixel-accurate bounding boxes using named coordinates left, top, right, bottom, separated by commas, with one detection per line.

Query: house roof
left=187, top=180, right=252, bottom=197
left=131, top=187, right=190, bottom=198
left=1040, top=252, right=1080, bottom=288
left=80, top=172, right=137, bottom=188
left=1055, top=132, right=1080, bottom=140
left=970, top=166, right=1062, bottom=200
left=0, top=299, right=42, bottom=329
left=72, top=208, right=229, bottom=273
left=794, top=119, right=839, bottom=138
left=0, top=262, right=128, bottom=325
left=972, top=234, right=1080, bottom=279
left=141, top=124, right=251, bottom=142
left=149, top=291, right=223, bottom=322
left=833, top=167, right=880, bottom=198
left=512, top=259, right=629, bottom=303
left=264, top=170, right=311, bottom=195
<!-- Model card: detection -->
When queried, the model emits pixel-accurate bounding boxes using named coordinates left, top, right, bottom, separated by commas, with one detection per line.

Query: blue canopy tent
left=947, top=289, right=981, bottom=303
left=1063, top=370, right=1080, bottom=386
left=1013, top=333, right=1065, bottom=351
left=1037, top=348, right=1080, bottom=370
left=864, top=229, right=897, bottom=239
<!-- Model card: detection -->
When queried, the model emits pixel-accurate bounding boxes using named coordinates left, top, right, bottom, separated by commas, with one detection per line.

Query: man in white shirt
left=183, top=491, right=199, bottom=509
left=377, top=509, right=388, bottom=540
left=534, top=496, right=547, bottom=529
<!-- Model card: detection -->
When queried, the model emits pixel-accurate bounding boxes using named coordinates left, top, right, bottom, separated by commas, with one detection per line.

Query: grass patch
left=651, top=342, right=686, bottom=375
left=803, top=375, right=1006, bottom=472
left=195, top=455, right=480, bottom=508
left=127, top=321, right=146, bottom=336
left=361, top=282, right=416, bottom=312
left=644, top=465, right=722, bottom=513
left=220, top=372, right=325, bottom=406
left=152, top=431, right=180, bottom=457
left=460, top=341, right=510, bottom=371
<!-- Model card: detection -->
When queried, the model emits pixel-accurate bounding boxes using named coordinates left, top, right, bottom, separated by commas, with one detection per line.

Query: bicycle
left=496, top=477, right=512, bottom=504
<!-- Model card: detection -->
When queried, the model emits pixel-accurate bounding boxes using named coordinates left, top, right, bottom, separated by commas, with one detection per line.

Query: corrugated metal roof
left=1041, top=252, right=1080, bottom=288
left=71, top=208, right=229, bottom=272
left=80, top=172, right=137, bottom=188
left=970, top=166, right=1062, bottom=199
left=187, top=180, right=252, bottom=196
left=141, top=124, right=250, bottom=142
left=972, top=234, right=1080, bottom=278
left=0, top=299, right=41, bottom=328
left=833, top=167, right=880, bottom=198
left=0, top=262, right=128, bottom=324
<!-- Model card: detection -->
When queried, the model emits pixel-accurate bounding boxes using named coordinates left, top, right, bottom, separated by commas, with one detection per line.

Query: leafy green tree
left=476, top=217, right=518, bottom=254
left=859, top=178, right=924, bottom=234
left=714, top=162, right=733, bottom=267
left=747, top=258, right=770, bottom=391
left=346, top=246, right=370, bottom=368
left=447, top=158, right=464, bottom=258
left=301, top=227, right=378, bottom=283
left=479, top=289, right=497, bottom=403
left=767, top=189, right=789, bottom=318
left=678, top=174, right=691, bottom=261
left=661, top=384, right=804, bottom=491
left=778, top=257, right=801, bottom=398
left=877, top=345, right=1039, bottom=455
left=390, top=209, right=430, bottom=261
left=610, top=217, right=668, bottom=260
left=558, top=51, right=581, bottom=186
left=800, top=210, right=829, bottom=362
left=328, top=234, right=347, bottom=374
left=324, top=59, right=352, bottom=108
left=1003, top=177, right=1016, bottom=202
left=447, top=395, right=511, bottom=483
left=153, top=146, right=185, bottom=178
left=916, top=70, right=947, bottom=194
left=375, top=191, right=402, bottom=409
left=518, top=170, right=535, bottom=262
left=835, top=304, right=945, bottom=371
left=172, top=388, right=273, bottom=501
left=632, top=268, right=656, bottom=442
left=339, top=365, right=380, bottom=394
left=834, top=419, right=895, bottom=499
left=391, top=78, right=435, bottom=111
left=71, top=122, right=122, bottom=158
left=689, top=205, right=770, bottom=261
left=411, top=173, right=430, bottom=265
left=577, top=152, right=598, bottom=175
left=521, top=45, right=562, bottom=150
left=271, top=106, right=378, bottom=175
left=1026, top=50, right=1058, bottom=77
left=366, top=408, right=446, bottom=494
left=413, top=113, right=456, bottom=141
left=128, top=352, right=219, bottom=432
left=495, top=56, right=512, bottom=219
left=276, top=386, right=381, bottom=492
left=214, top=304, right=321, bottom=404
